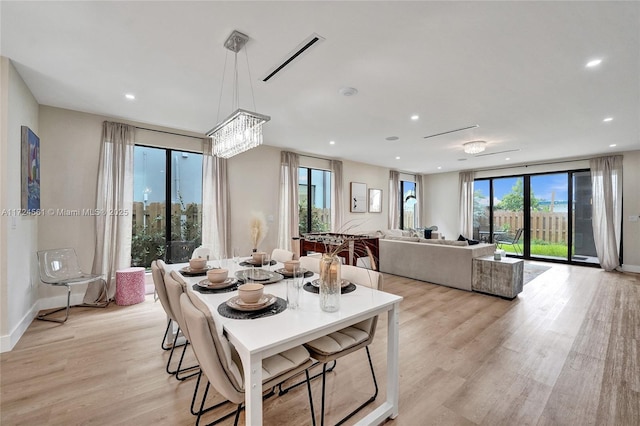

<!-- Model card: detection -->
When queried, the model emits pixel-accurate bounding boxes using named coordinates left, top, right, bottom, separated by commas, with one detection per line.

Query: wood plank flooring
left=1, top=262, right=638, bottom=425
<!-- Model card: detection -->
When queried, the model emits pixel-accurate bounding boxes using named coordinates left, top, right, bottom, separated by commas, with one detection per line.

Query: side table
left=472, top=256, right=524, bottom=299
left=115, top=267, right=146, bottom=306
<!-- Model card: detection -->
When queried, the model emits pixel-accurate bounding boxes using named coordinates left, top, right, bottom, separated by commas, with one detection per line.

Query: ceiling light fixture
left=411, top=114, right=419, bottom=120
left=586, top=59, right=602, bottom=68
left=463, top=140, right=487, bottom=154
left=603, top=117, right=613, bottom=122
left=395, top=156, right=400, bottom=160
left=339, top=87, right=358, bottom=96
left=329, top=140, right=335, bottom=145
left=610, top=144, right=617, bottom=147
left=207, top=30, right=270, bottom=159
left=125, top=93, right=135, bottom=100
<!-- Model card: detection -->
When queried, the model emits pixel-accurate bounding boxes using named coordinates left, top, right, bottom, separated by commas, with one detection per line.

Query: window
left=299, top=167, right=331, bottom=235
left=400, top=180, right=417, bottom=229
left=474, top=169, right=597, bottom=265
left=131, top=146, right=203, bottom=267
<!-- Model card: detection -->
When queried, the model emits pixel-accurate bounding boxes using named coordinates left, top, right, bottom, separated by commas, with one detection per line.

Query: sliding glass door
left=474, top=169, right=597, bottom=266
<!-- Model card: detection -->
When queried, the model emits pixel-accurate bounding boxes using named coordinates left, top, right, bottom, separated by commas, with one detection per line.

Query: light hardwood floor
left=1, top=262, right=638, bottom=425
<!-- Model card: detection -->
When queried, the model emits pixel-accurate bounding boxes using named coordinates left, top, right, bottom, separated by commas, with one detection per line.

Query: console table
left=299, top=233, right=379, bottom=270
left=472, top=256, right=524, bottom=299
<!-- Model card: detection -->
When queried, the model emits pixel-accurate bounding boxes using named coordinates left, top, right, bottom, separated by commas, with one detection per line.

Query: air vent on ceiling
left=474, top=149, right=520, bottom=157
left=262, top=33, right=325, bottom=82
left=423, top=124, right=479, bottom=140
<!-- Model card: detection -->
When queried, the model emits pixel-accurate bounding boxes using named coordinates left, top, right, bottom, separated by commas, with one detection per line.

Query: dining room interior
left=1, top=1, right=640, bottom=425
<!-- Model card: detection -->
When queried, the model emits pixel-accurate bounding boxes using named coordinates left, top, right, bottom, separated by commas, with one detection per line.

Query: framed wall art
left=350, top=182, right=367, bottom=213
left=368, top=188, right=382, bottom=213
left=21, top=126, right=40, bottom=212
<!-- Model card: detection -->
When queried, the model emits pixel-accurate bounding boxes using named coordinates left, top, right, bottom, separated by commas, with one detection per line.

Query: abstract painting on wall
left=21, top=126, right=40, bottom=212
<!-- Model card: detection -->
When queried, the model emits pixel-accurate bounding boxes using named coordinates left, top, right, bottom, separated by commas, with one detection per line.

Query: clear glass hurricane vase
left=319, top=254, right=341, bottom=312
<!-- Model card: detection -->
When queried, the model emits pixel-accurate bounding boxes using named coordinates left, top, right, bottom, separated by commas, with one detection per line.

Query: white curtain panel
left=458, top=171, right=475, bottom=238
left=414, top=174, right=423, bottom=228
left=590, top=155, right=623, bottom=271
left=87, top=121, right=134, bottom=303
left=202, top=138, right=230, bottom=258
left=388, top=170, right=400, bottom=230
left=277, top=151, right=299, bottom=250
left=330, top=159, right=344, bottom=232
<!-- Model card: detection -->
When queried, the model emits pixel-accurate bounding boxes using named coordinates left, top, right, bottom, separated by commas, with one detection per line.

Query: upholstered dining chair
left=191, top=245, right=212, bottom=260
left=163, top=270, right=200, bottom=381
left=303, top=264, right=384, bottom=426
left=36, top=248, right=109, bottom=323
left=179, top=290, right=316, bottom=425
left=151, top=260, right=178, bottom=352
left=271, top=248, right=294, bottom=263
left=298, top=255, right=321, bottom=274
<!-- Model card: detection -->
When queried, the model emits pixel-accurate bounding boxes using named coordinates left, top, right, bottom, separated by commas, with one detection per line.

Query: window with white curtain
left=400, top=180, right=417, bottom=229
left=131, top=145, right=203, bottom=267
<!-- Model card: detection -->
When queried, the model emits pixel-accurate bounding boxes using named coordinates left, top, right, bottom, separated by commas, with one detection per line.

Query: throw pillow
left=457, top=234, right=480, bottom=245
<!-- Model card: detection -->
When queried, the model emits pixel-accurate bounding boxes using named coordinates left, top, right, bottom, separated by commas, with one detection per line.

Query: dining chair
left=36, top=248, right=109, bottom=323
left=191, top=245, right=212, bottom=260
left=163, top=270, right=201, bottom=381
left=495, top=227, right=524, bottom=255
left=271, top=248, right=294, bottom=263
left=179, top=290, right=317, bottom=426
left=298, top=255, right=321, bottom=274
left=151, top=260, right=184, bottom=353
left=303, top=264, right=384, bottom=426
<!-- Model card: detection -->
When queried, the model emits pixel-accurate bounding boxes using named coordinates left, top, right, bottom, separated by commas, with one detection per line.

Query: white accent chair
left=271, top=248, right=294, bottom=263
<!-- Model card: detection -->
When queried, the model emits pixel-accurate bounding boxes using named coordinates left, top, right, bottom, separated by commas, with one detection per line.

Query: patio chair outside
left=495, top=228, right=524, bottom=255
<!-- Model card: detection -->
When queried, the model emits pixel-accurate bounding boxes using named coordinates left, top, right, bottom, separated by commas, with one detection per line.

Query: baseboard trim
left=0, top=294, right=86, bottom=353
left=621, top=264, right=640, bottom=274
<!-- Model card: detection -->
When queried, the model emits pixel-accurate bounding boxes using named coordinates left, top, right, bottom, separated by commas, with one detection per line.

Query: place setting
left=239, top=251, right=276, bottom=267
left=217, top=283, right=287, bottom=320
left=303, top=278, right=356, bottom=294
left=180, top=257, right=214, bottom=276
left=235, top=268, right=284, bottom=284
left=192, top=267, right=239, bottom=293
left=274, top=259, right=314, bottom=278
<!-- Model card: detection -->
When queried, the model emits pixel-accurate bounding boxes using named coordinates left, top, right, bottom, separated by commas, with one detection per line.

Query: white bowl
left=189, top=258, right=207, bottom=270
left=207, top=268, right=228, bottom=283
left=252, top=252, right=267, bottom=264
left=238, top=283, right=264, bottom=304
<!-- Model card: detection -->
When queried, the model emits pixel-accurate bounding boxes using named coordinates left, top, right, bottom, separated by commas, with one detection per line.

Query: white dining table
left=167, top=258, right=402, bottom=425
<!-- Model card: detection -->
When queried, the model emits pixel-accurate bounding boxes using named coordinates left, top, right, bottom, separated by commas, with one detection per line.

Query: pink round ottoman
left=115, top=267, right=146, bottom=306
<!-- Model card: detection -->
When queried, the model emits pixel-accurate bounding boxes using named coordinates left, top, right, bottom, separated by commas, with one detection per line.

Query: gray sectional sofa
left=378, top=238, right=496, bottom=291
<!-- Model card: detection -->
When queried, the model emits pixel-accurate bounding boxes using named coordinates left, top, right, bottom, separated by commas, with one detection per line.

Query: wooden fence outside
left=492, top=211, right=570, bottom=244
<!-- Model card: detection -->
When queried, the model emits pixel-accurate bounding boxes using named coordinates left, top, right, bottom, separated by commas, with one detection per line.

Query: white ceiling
left=2, top=1, right=639, bottom=173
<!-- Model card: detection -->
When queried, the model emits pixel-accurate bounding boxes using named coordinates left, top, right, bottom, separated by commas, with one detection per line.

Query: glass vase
left=319, top=254, right=341, bottom=312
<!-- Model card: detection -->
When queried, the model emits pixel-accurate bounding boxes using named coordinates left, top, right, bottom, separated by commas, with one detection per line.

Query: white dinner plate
left=226, top=294, right=277, bottom=312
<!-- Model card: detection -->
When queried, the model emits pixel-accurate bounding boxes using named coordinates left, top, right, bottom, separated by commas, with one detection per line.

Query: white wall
left=0, top=58, right=40, bottom=352
left=341, top=159, right=391, bottom=233
left=422, top=155, right=640, bottom=271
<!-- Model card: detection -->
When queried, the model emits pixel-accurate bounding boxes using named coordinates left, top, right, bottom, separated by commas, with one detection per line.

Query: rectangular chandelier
left=208, top=108, right=270, bottom=159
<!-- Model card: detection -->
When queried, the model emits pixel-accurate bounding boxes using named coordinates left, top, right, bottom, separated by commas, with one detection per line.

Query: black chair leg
left=278, top=360, right=336, bottom=395
left=318, top=347, right=379, bottom=426
left=175, top=341, right=200, bottom=381
left=305, top=369, right=316, bottom=426
left=161, top=319, right=173, bottom=350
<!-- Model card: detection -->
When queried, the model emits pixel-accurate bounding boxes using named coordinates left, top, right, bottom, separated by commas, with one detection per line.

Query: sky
left=478, top=174, right=569, bottom=202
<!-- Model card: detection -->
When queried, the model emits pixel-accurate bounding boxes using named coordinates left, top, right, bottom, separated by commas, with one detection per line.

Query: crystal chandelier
left=463, top=140, right=487, bottom=154
left=207, top=31, right=270, bottom=159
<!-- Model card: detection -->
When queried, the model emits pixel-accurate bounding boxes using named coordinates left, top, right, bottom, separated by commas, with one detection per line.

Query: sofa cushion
left=419, top=239, right=468, bottom=246
left=387, top=236, right=421, bottom=242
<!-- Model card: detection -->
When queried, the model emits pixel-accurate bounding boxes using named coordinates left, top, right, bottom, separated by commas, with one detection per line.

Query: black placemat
left=192, top=281, right=238, bottom=294
left=276, top=269, right=314, bottom=278
left=217, top=297, right=287, bottom=320
left=180, top=266, right=217, bottom=277
left=303, top=282, right=356, bottom=294
left=239, top=260, right=277, bottom=267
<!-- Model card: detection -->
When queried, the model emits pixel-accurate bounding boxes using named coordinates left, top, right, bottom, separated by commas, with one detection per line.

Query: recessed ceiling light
left=609, top=144, right=617, bottom=147
left=410, top=114, right=419, bottom=121
left=603, top=117, right=613, bottom=122
left=125, top=93, right=136, bottom=100
left=505, top=158, right=511, bottom=161
left=437, top=166, right=442, bottom=170
left=385, top=136, right=399, bottom=141
left=395, top=156, right=400, bottom=160
left=329, top=140, right=335, bottom=145
left=586, top=59, right=602, bottom=68
left=339, top=87, right=358, bottom=96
